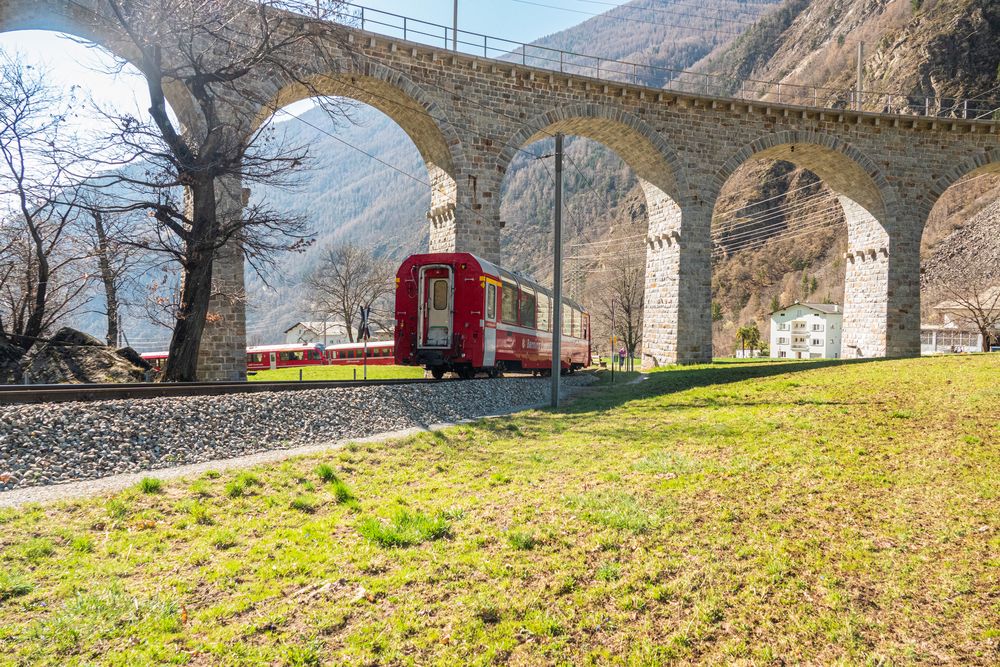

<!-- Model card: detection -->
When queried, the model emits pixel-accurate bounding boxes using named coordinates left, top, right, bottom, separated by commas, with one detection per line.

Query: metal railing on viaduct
left=335, top=2, right=1000, bottom=122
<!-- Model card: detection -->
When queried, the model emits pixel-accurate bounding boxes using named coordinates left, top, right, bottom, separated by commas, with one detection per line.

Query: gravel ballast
left=0, top=376, right=593, bottom=493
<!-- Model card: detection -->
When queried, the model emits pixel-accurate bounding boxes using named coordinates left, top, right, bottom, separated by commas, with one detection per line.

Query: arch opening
left=263, top=72, right=459, bottom=223
left=919, top=162, right=1000, bottom=355
left=710, top=138, right=895, bottom=360
left=244, top=90, right=458, bottom=343
left=495, top=108, right=698, bottom=366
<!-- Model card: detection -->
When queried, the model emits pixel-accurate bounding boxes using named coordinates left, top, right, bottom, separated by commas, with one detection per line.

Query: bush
left=357, top=509, right=450, bottom=547
left=138, top=477, right=163, bottom=494
left=187, top=502, right=213, bottom=525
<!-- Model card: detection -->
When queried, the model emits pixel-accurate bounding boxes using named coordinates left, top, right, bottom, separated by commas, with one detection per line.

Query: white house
left=283, top=321, right=351, bottom=346
left=920, top=286, right=1000, bottom=354
left=770, top=302, right=843, bottom=359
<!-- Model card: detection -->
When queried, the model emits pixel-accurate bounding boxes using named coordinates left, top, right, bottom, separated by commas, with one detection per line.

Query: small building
left=283, top=321, right=351, bottom=346
left=770, top=302, right=842, bottom=360
left=920, top=287, right=1000, bottom=354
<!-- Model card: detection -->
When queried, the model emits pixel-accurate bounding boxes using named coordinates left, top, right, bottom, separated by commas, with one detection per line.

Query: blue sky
left=0, top=1, right=629, bottom=118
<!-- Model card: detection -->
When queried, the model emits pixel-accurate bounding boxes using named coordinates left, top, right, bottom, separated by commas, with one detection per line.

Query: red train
left=141, top=341, right=395, bottom=372
left=394, top=253, right=591, bottom=379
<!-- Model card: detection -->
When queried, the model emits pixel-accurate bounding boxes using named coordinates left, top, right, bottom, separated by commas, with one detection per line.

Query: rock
left=0, top=337, right=24, bottom=384
left=115, top=347, right=153, bottom=371
left=20, top=327, right=147, bottom=384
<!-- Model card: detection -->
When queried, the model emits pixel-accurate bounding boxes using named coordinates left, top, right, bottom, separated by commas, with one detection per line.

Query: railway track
left=0, top=377, right=471, bottom=406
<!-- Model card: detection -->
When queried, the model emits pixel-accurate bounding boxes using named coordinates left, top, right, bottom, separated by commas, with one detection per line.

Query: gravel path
left=0, top=375, right=594, bottom=502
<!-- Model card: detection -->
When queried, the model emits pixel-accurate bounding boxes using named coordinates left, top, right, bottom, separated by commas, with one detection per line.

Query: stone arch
left=0, top=0, right=199, bottom=123
left=926, top=149, right=1000, bottom=219
left=711, top=131, right=895, bottom=223
left=257, top=59, right=466, bottom=250
left=712, top=132, right=909, bottom=359
left=496, top=104, right=710, bottom=366
left=496, top=103, right=688, bottom=207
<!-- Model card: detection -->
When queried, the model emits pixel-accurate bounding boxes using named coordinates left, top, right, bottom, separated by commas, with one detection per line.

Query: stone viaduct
left=3, top=1, right=998, bottom=378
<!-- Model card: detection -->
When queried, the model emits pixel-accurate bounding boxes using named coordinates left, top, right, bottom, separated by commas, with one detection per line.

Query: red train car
left=394, top=253, right=591, bottom=379
left=245, top=343, right=326, bottom=371
left=325, top=341, right=395, bottom=365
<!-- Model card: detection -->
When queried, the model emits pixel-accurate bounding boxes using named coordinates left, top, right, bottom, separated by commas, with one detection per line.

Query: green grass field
left=1, top=355, right=998, bottom=665
left=248, top=364, right=424, bottom=382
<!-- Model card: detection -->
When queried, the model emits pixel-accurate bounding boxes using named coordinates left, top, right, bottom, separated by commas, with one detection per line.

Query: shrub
left=357, top=509, right=450, bottom=548
left=315, top=463, right=338, bottom=483
left=138, top=477, right=163, bottom=494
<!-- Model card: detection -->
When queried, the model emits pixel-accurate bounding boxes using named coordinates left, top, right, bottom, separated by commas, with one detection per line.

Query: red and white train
left=141, top=340, right=395, bottom=372
left=393, top=252, right=591, bottom=379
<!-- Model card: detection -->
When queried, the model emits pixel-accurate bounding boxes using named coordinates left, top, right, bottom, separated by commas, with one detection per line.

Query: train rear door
left=483, top=279, right=497, bottom=366
left=418, top=265, right=453, bottom=348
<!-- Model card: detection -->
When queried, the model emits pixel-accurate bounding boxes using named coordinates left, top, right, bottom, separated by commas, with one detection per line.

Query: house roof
left=283, top=321, right=349, bottom=335
left=770, top=301, right=842, bottom=315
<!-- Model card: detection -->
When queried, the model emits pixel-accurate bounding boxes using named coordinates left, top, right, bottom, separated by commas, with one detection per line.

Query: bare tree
left=592, top=248, right=644, bottom=365
left=939, top=280, right=1000, bottom=352
left=0, top=55, right=93, bottom=349
left=71, top=0, right=353, bottom=380
left=305, top=242, right=395, bottom=343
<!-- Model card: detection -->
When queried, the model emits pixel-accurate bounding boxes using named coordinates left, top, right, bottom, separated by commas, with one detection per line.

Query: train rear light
left=460, top=263, right=467, bottom=269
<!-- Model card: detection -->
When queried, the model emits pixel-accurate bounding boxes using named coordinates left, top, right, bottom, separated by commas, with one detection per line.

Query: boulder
left=21, top=327, right=147, bottom=384
left=115, top=346, right=153, bottom=371
left=0, top=337, right=24, bottom=384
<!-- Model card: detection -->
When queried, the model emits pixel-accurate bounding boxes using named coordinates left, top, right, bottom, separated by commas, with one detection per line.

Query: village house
left=770, top=302, right=843, bottom=360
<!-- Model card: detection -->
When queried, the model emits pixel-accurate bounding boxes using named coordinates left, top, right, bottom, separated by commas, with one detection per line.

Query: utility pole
left=856, top=41, right=864, bottom=112
left=551, top=133, right=564, bottom=408
left=452, top=0, right=458, bottom=51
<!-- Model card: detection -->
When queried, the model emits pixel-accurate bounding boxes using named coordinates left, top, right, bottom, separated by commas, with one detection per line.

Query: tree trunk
left=92, top=211, right=120, bottom=346
left=162, top=180, right=218, bottom=382
left=19, top=231, right=49, bottom=351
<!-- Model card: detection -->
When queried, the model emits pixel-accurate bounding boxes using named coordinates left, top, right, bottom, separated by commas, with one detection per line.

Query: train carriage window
left=562, top=303, right=572, bottom=336
left=537, top=292, right=550, bottom=332
left=572, top=309, right=581, bottom=338
left=486, top=283, right=496, bottom=320
left=501, top=280, right=518, bottom=324
left=519, top=289, right=536, bottom=328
